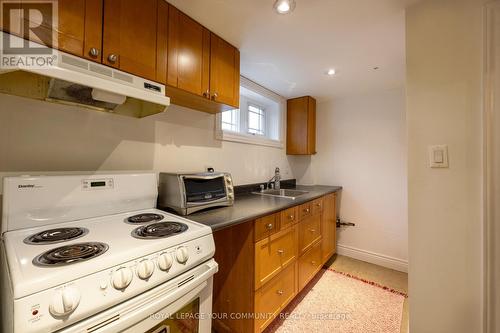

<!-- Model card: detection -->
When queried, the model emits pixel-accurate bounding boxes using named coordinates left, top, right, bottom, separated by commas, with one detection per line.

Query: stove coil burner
left=24, top=227, right=89, bottom=245
left=33, top=242, right=109, bottom=267
left=132, top=222, right=188, bottom=239
left=126, top=213, right=164, bottom=224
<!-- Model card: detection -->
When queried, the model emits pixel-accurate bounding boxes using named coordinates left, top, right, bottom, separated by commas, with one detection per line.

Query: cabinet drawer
left=254, top=213, right=279, bottom=242
left=298, top=202, right=312, bottom=220
left=298, top=240, right=322, bottom=290
left=280, top=206, right=298, bottom=230
left=255, top=225, right=298, bottom=289
left=255, top=262, right=297, bottom=332
left=299, top=213, right=321, bottom=254
left=311, top=197, right=324, bottom=215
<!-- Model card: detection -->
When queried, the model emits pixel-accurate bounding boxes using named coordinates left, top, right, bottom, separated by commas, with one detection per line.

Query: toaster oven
left=158, top=172, right=234, bottom=215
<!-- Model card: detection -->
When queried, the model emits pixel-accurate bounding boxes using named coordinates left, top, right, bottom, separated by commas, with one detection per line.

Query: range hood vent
left=0, top=32, right=170, bottom=118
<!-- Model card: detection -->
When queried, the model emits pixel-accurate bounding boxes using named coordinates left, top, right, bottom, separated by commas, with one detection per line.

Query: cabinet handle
left=266, top=223, right=273, bottom=230
left=88, top=47, right=100, bottom=58
left=316, top=203, right=321, bottom=207
left=107, top=54, right=118, bottom=64
left=309, top=229, right=316, bottom=233
left=211, top=92, right=218, bottom=101
left=289, top=215, right=294, bottom=220
left=311, top=261, right=316, bottom=265
left=304, top=208, right=310, bottom=213
left=277, top=249, right=284, bottom=255
left=203, top=89, right=210, bottom=98
left=277, top=290, right=284, bottom=295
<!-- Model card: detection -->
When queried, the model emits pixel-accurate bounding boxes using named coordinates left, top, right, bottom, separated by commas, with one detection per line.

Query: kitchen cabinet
left=212, top=192, right=337, bottom=333
left=255, top=225, right=298, bottom=289
left=209, top=33, right=240, bottom=108
left=321, top=193, right=337, bottom=262
left=298, top=240, right=322, bottom=290
left=167, top=5, right=210, bottom=97
left=287, top=96, right=317, bottom=155
left=102, top=0, right=162, bottom=81
left=1, top=0, right=103, bottom=61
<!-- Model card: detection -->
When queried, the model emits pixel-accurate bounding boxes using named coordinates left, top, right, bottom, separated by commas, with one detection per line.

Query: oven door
left=181, top=175, right=228, bottom=206
left=60, top=259, right=217, bottom=333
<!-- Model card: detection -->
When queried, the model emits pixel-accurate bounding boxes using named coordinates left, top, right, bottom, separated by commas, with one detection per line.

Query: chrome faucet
left=267, top=167, right=281, bottom=190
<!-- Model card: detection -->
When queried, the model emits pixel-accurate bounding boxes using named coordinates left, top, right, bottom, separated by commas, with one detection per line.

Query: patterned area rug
left=264, top=269, right=405, bottom=333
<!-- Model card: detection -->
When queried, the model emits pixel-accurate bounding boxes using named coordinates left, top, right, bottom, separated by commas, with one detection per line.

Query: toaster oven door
left=181, top=175, right=227, bottom=205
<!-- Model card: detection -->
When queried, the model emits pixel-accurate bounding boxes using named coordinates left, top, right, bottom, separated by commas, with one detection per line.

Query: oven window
left=146, top=298, right=200, bottom=333
left=184, top=177, right=226, bottom=203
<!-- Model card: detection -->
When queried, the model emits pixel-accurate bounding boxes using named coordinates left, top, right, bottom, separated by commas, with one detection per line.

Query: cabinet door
left=298, top=213, right=321, bottom=254
left=255, top=225, right=298, bottom=289
left=167, top=5, right=210, bottom=97
left=298, top=240, right=322, bottom=290
left=1, top=0, right=103, bottom=61
left=102, top=0, right=158, bottom=81
left=210, top=33, right=240, bottom=107
left=321, top=193, right=337, bottom=263
left=287, top=96, right=316, bottom=155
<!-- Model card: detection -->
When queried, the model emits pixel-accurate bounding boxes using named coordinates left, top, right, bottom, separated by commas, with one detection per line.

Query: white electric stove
left=0, top=173, right=218, bottom=333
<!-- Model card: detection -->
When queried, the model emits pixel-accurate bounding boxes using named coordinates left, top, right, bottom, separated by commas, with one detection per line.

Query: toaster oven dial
left=175, top=246, right=189, bottom=264
left=136, top=259, right=155, bottom=280
left=49, top=286, right=81, bottom=317
left=112, top=267, right=133, bottom=290
left=158, top=252, right=173, bottom=271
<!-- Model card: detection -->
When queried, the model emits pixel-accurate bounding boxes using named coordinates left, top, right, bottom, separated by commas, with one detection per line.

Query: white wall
left=0, top=93, right=294, bottom=194
left=311, top=88, right=408, bottom=271
left=406, top=0, right=484, bottom=332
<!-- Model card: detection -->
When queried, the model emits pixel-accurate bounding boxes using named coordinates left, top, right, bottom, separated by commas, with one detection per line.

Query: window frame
left=215, top=76, right=285, bottom=149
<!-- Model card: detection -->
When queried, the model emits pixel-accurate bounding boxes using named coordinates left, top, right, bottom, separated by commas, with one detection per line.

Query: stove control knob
left=175, top=246, right=189, bottom=264
left=112, top=267, right=133, bottom=290
left=158, top=252, right=173, bottom=271
left=49, top=286, right=81, bottom=317
left=136, top=259, right=154, bottom=280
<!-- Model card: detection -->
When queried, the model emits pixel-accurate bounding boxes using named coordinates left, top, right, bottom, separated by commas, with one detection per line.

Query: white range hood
left=0, top=32, right=170, bottom=118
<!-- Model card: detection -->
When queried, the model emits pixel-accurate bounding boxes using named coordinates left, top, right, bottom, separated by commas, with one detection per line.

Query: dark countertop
left=188, top=185, right=342, bottom=231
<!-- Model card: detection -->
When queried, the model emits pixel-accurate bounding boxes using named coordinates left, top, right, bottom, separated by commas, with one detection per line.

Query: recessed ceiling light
left=326, top=69, right=336, bottom=76
left=274, top=0, right=296, bottom=14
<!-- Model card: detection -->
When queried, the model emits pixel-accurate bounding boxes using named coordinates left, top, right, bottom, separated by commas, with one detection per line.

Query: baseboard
left=336, top=244, right=408, bottom=273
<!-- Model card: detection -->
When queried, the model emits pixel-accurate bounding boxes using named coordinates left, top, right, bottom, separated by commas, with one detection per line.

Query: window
left=221, top=108, right=239, bottom=132
left=216, top=77, right=285, bottom=148
left=247, top=104, right=265, bottom=135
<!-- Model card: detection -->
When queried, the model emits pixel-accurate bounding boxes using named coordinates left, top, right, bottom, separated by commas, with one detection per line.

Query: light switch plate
left=429, top=145, right=449, bottom=168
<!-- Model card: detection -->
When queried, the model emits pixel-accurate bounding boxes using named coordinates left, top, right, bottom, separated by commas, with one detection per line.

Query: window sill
left=215, top=130, right=284, bottom=149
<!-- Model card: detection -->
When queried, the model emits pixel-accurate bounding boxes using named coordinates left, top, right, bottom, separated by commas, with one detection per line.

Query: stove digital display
left=91, top=181, right=106, bottom=187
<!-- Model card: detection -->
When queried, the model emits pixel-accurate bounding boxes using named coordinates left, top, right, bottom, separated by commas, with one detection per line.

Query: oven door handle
left=181, top=174, right=224, bottom=180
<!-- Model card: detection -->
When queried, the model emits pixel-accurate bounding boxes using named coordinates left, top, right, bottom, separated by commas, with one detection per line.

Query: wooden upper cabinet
left=210, top=33, right=240, bottom=108
left=102, top=0, right=159, bottom=81
left=287, top=96, right=317, bottom=155
left=1, top=0, right=103, bottom=62
left=167, top=5, right=210, bottom=97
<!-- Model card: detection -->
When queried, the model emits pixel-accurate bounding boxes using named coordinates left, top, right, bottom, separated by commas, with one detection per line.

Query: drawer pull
left=277, top=290, right=284, bottom=295
left=311, top=261, right=316, bottom=265
left=304, top=208, right=310, bottom=213
left=289, top=215, right=294, bottom=220
left=277, top=249, right=284, bottom=255
left=266, top=223, right=274, bottom=230
left=309, top=229, right=316, bottom=233
left=316, top=203, right=321, bottom=207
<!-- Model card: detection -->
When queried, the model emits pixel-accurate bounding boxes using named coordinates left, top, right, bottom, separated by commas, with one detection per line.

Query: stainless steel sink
left=252, top=189, right=309, bottom=199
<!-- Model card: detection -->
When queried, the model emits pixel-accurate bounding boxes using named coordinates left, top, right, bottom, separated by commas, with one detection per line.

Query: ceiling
left=167, top=0, right=417, bottom=101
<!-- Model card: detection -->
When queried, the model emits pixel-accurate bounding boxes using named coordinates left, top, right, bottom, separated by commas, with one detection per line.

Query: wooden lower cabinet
left=298, top=240, right=322, bottom=290
left=213, top=192, right=338, bottom=333
left=255, top=263, right=297, bottom=332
